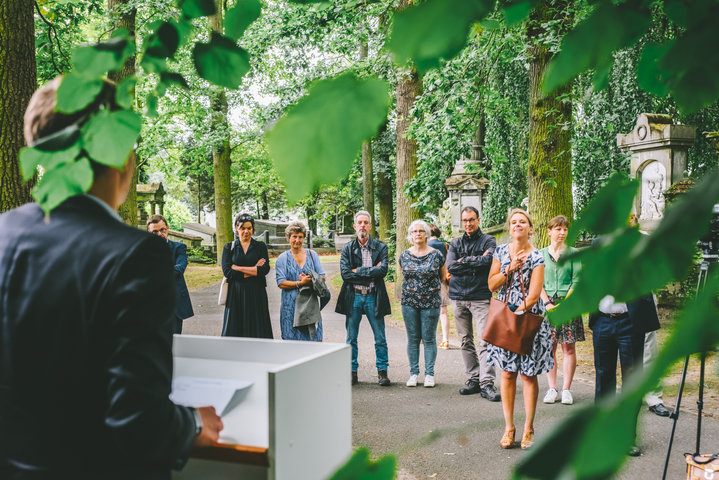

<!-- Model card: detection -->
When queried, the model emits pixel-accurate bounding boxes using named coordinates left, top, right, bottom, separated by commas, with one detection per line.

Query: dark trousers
left=592, top=314, right=645, bottom=400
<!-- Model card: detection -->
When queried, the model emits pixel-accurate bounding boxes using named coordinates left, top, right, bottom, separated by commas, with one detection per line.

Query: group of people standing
left=217, top=206, right=663, bottom=453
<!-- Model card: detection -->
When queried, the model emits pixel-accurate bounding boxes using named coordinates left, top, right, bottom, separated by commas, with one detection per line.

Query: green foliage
left=388, top=0, right=494, bottom=73
left=193, top=33, right=251, bottom=89
left=225, top=0, right=262, bottom=41
left=180, top=0, right=216, bottom=19
left=82, top=110, right=142, bottom=169
left=55, top=74, right=105, bottom=113
left=328, top=448, right=395, bottom=480
left=266, top=73, right=390, bottom=201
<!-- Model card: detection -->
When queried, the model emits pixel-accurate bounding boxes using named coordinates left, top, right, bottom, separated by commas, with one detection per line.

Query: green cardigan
left=540, top=245, right=581, bottom=298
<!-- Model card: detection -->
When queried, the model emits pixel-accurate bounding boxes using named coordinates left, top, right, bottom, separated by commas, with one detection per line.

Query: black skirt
left=221, top=281, right=273, bottom=338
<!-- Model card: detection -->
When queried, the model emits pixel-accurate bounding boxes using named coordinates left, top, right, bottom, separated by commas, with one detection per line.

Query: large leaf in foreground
left=516, top=270, right=719, bottom=479
left=327, top=448, right=396, bottom=480
left=550, top=169, right=719, bottom=326
left=225, top=0, right=262, bottom=41
left=388, top=0, right=494, bottom=73
left=56, top=74, right=105, bottom=114
left=32, top=157, right=94, bottom=215
left=265, top=73, right=390, bottom=201
left=82, top=110, right=142, bottom=169
left=193, top=33, right=250, bottom=89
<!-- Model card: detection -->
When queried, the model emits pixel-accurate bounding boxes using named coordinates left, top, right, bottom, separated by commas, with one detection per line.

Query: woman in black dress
left=221, top=213, right=273, bottom=338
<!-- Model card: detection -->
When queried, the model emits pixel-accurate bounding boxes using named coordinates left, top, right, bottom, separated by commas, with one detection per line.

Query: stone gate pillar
left=617, top=113, right=695, bottom=231
left=444, top=155, right=489, bottom=237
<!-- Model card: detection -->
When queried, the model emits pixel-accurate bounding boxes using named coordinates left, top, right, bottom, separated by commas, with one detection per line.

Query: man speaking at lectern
left=0, top=76, right=222, bottom=479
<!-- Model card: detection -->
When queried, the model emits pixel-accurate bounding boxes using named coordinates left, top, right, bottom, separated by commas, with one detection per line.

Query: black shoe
left=628, top=445, right=641, bottom=457
left=459, top=380, right=482, bottom=395
left=649, top=404, right=670, bottom=417
left=351, top=372, right=358, bottom=385
left=480, top=384, right=501, bottom=402
left=378, top=370, right=391, bottom=386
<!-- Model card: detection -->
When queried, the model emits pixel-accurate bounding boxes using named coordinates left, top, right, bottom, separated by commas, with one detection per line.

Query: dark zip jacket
left=446, top=228, right=496, bottom=301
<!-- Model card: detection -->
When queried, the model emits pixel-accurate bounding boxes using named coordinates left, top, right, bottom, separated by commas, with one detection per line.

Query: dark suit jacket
left=0, top=196, right=195, bottom=479
left=169, top=240, right=194, bottom=320
left=335, top=236, right=391, bottom=318
left=589, top=294, right=660, bottom=335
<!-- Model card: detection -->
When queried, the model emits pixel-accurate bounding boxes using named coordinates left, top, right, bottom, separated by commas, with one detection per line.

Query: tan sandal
left=500, top=426, right=516, bottom=449
left=520, top=429, right=534, bottom=449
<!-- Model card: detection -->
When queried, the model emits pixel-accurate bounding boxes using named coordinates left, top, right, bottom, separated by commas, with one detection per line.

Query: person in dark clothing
left=0, top=76, right=222, bottom=479
left=336, top=210, right=392, bottom=386
left=221, top=213, right=273, bottom=338
left=446, top=206, right=500, bottom=401
left=428, top=223, right=450, bottom=348
left=147, top=214, right=195, bottom=334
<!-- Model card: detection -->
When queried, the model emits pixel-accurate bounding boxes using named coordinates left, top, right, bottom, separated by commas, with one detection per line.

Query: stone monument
left=443, top=150, right=489, bottom=237
left=617, top=113, right=695, bottom=231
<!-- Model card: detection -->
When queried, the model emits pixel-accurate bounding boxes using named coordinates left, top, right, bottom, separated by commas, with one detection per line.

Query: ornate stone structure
left=136, top=183, right=166, bottom=227
left=443, top=154, right=489, bottom=236
left=617, top=113, right=695, bottom=230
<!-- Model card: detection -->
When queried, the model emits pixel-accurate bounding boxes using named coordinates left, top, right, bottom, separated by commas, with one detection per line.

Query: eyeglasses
left=462, top=218, right=478, bottom=223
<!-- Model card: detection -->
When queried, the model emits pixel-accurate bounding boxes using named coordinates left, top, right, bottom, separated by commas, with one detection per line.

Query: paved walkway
left=183, top=261, right=718, bottom=479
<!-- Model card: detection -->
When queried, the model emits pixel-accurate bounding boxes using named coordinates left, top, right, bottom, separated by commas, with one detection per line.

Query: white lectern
left=172, top=335, right=352, bottom=480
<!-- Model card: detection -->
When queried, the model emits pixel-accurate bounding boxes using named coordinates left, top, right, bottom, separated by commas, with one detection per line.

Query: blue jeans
left=402, top=305, right=440, bottom=376
left=346, top=293, right=388, bottom=372
left=592, top=314, right=645, bottom=399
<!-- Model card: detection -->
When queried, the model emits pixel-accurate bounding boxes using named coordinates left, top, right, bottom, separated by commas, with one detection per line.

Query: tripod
left=661, top=255, right=717, bottom=480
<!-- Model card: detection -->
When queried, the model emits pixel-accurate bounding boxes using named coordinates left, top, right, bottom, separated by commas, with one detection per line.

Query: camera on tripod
left=696, top=204, right=719, bottom=259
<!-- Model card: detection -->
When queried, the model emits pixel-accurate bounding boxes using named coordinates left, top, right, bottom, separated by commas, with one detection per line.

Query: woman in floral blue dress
left=487, top=209, right=553, bottom=450
left=276, top=221, right=325, bottom=341
left=399, top=220, right=447, bottom=388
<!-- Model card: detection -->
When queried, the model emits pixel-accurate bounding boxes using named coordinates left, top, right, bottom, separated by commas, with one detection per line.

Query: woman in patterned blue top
left=276, top=221, right=325, bottom=341
left=399, top=220, right=448, bottom=388
left=487, top=209, right=553, bottom=450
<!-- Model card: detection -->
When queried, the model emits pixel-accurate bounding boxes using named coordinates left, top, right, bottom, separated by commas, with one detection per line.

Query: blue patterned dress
left=487, top=244, right=554, bottom=376
left=275, top=249, right=325, bottom=341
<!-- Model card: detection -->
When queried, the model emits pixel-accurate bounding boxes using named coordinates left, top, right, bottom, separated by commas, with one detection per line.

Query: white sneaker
left=561, top=389, right=574, bottom=405
left=424, top=375, right=435, bottom=388
left=406, top=374, right=418, bottom=387
left=543, top=388, right=558, bottom=404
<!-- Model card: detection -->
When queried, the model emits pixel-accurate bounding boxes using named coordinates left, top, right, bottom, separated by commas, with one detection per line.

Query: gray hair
left=407, top=219, right=431, bottom=243
left=354, top=210, right=372, bottom=224
left=285, top=221, right=307, bottom=240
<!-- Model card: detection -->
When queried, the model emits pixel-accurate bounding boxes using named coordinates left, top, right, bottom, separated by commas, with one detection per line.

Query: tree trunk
left=0, top=0, right=35, bottom=212
left=211, top=2, right=233, bottom=264
left=108, top=0, right=138, bottom=226
left=376, top=168, right=393, bottom=243
left=527, top=0, right=573, bottom=248
left=261, top=190, right=269, bottom=219
left=359, top=41, right=376, bottom=237
left=394, top=64, right=421, bottom=299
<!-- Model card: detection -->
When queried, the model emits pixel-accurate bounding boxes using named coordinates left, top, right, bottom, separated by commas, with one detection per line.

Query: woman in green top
left=539, top=215, right=584, bottom=406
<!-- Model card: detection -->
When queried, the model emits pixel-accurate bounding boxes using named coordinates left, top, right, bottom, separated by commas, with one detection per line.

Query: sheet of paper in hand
left=170, top=376, right=253, bottom=417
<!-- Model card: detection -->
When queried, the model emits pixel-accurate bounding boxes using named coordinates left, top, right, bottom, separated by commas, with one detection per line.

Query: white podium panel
left=172, top=335, right=351, bottom=480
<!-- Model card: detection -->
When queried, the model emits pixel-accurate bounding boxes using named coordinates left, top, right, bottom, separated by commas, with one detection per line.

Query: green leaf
left=543, top=1, right=650, bottom=94
left=56, top=74, right=105, bottom=114
left=145, top=93, right=159, bottom=118
left=225, top=0, right=262, bottom=41
left=637, top=42, right=673, bottom=97
left=160, top=72, right=189, bottom=89
left=32, top=157, right=94, bottom=215
left=140, top=53, right=167, bottom=74
left=388, top=0, right=495, bottom=73
left=116, top=77, right=137, bottom=109
left=503, top=1, right=532, bottom=26
left=180, top=0, right=216, bottom=18
left=145, top=21, right=180, bottom=59
left=193, top=33, right=251, bottom=89
left=266, top=73, right=390, bottom=201
left=566, top=173, right=638, bottom=245
left=82, top=110, right=141, bottom=169
left=549, top=170, right=719, bottom=326
left=663, top=0, right=690, bottom=28
left=328, top=448, right=396, bottom=480
left=286, top=0, right=329, bottom=3
left=72, top=38, right=131, bottom=77
left=171, top=18, right=195, bottom=46
left=19, top=141, right=82, bottom=182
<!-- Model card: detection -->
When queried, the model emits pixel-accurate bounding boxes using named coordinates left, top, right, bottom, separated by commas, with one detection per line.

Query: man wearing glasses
left=147, top=214, right=194, bottom=334
left=446, top=206, right=500, bottom=401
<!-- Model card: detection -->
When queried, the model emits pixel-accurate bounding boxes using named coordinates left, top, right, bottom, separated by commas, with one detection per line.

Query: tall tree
left=359, top=41, right=376, bottom=237
left=108, top=0, right=138, bottom=226
left=0, top=0, right=35, bottom=212
left=394, top=1, right=422, bottom=297
left=526, top=0, right=573, bottom=247
left=211, top=1, right=233, bottom=264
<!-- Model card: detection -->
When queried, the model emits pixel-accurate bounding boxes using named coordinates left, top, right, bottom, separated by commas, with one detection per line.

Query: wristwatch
left=193, top=408, right=203, bottom=436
